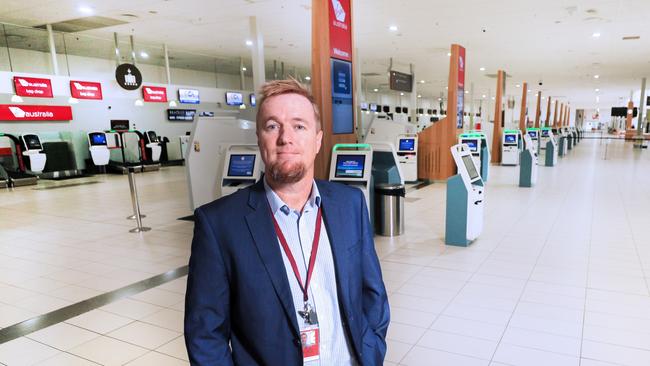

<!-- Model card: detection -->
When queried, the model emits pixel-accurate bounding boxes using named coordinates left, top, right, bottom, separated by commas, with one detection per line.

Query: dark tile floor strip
left=0, top=265, right=189, bottom=344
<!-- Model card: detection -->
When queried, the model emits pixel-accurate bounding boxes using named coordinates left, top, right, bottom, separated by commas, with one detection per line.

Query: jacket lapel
left=245, top=180, right=300, bottom=335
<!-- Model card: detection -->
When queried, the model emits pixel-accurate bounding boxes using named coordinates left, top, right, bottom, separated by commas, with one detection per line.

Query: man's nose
left=277, top=126, right=293, bottom=145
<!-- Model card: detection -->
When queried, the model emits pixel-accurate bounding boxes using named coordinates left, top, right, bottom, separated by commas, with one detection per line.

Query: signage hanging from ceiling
left=143, top=86, right=168, bottom=102
left=457, top=46, right=466, bottom=129
left=0, top=105, right=73, bottom=121
left=70, top=80, right=103, bottom=100
left=115, top=63, right=142, bottom=90
left=389, top=71, right=413, bottom=92
left=13, top=76, right=53, bottom=98
left=329, top=0, right=352, bottom=61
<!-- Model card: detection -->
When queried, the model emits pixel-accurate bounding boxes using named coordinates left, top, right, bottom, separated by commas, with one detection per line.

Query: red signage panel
left=13, top=76, right=53, bottom=98
left=142, top=86, right=168, bottom=102
left=456, top=46, right=466, bottom=129
left=70, top=80, right=103, bottom=100
left=0, top=105, right=73, bottom=121
left=329, top=0, right=352, bottom=61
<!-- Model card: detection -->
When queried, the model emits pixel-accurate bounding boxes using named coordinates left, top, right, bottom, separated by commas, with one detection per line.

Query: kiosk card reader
left=88, top=132, right=110, bottom=166
left=519, top=134, right=538, bottom=187
left=445, top=143, right=484, bottom=246
left=219, top=144, right=263, bottom=197
left=396, top=134, right=417, bottom=182
left=541, top=128, right=558, bottom=166
left=501, top=129, right=520, bottom=166
left=329, top=143, right=373, bottom=210
left=20, top=134, right=47, bottom=173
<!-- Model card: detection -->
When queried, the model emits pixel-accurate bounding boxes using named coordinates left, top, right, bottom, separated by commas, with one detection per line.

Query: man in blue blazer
left=185, top=79, right=389, bottom=365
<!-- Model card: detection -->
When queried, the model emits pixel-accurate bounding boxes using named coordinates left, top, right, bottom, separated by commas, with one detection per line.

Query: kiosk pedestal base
left=519, top=150, right=537, bottom=187
left=445, top=175, right=475, bottom=247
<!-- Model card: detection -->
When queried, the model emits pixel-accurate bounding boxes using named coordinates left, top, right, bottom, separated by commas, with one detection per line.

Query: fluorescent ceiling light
left=479, top=67, right=485, bottom=71
left=389, top=25, right=398, bottom=31
left=78, top=6, right=94, bottom=14
left=245, top=40, right=253, bottom=46
left=594, top=75, right=600, bottom=79
left=592, top=32, right=601, bottom=38
left=373, top=88, right=378, bottom=92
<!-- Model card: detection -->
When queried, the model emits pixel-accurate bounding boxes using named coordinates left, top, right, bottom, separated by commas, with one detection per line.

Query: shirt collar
left=264, top=178, right=321, bottom=216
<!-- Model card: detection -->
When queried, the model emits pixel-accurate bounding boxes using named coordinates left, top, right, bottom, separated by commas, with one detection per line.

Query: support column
left=239, top=57, right=245, bottom=90
left=410, top=63, right=417, bottom=124
left=163, top=43, right=171, bottom=84
left=535, top=91, right=542, bottom=128
left=469, top=82, right=475, bottom=130
left=113, top=33, right=121, bottom=67
left=545, top=97, right=551, bottom=127
left=519, top=82, right=528, bottom=132
left=490, top=70, right=505, bottom=163
left=626, top=100, right=634, bottom=131
left=637, top=77, right=647, bottom=137
left=553, top=101, right=559, bottom=127
left=46, top=24, right=59, bottom=75
left=249, top=16, right=266, bottom=93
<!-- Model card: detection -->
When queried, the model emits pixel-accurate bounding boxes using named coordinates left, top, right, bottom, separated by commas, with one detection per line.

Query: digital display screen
left=335, top=154, right=365, bottom=178
left=360, top=102, right=368, bottom=110
left=331, top=59, right=353, bottom=134
left=369, top=103, right=378, bottom=112
left=23, top=135, right=42, bottom=150
left=226, top=92, right=244, bottom=106
left=147, top=131, right=158, bottom=143
left=462, top=155, right=479, bottom=181
left=395, top=107, right=402, bottom=114
left=528, top=131, right=537, bottom=139
left=227, top=154, right=256, bottom=177
left=110, top=120, right=129, bottom=131
left=89, top=133, right=107, bottom=146
left=250, top=94, right=256, bottom=107
left=504, top=134, right=517, bottom=144
left=461, top=139, right=478, bottom=152
left=167, top=109, right=196, bottom=121
left=178, top=89, right=200, bottom=104
left=542, top=130, right=549, bottom=137
left=399, top=138, right=415, bottom=151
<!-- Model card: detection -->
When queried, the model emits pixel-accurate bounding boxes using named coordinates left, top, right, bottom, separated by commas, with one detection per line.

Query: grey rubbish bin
left=374, top=183, right=405, bottom=236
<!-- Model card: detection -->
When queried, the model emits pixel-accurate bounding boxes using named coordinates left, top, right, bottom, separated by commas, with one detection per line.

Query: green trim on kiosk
left=503, top=129, right=520, bottom=133
left=459, top=133, right=483, bottom=138
left=541, top=127, right=552, bottom=131
left=526, top=128, right=540, bottom=131
left=332, top=143, right=371, bottom=151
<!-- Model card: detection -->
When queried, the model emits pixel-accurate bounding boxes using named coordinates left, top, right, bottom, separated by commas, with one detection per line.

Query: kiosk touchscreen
left=501, top=130, right=520, bottom=166
left=445, top=143, right=484, bottom=246
left=20, top=134, right=47, bottom=173
left=88, top=132, right=110, bottom=166
left=219, top=145, right=263, bottom=197
left=396, top=134, right=418, bottom=182
left=144, top=131, right=162, bottom=162
left=329, top=144, right=373, bottom=210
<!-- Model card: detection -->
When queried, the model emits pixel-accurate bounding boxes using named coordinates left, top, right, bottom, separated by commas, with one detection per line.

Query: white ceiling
left=1, top=0, right=649, bottom=110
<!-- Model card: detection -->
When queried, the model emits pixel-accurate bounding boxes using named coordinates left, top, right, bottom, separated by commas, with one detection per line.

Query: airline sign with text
left=329, top=0, right=352, bottom=61
left=142, top=86, right=168, bottom=102
left=0, top=105, right=73, bottom=121
left=70, top=81, right=103, bottom=100
left=13, top=77, right=53, bottom=98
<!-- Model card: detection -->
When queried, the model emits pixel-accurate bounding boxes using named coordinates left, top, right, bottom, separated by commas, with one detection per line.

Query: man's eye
left=266, top=124, right=278, bottom=130
left=295, top=124, right=306, bottom=130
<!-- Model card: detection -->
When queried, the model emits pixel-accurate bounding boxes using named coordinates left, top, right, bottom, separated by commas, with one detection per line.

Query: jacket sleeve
left=358, top=190, right=390, bottom=364
left=184, top=207, right=234, bottom=366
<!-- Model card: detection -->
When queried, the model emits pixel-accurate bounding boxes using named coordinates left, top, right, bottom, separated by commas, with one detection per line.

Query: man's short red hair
left=256, top=78, right=321, bottom=130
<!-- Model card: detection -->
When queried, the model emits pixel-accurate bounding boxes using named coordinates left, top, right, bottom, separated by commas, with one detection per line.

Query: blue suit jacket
left=184, top=179, right=390, bottom=365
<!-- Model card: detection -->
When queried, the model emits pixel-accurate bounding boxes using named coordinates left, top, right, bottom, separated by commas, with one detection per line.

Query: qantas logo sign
left=142, top=86, right=168, bottom=102
left=13, top=76, right=54, bottom=98
left=0, top=105, right=73, bottom=121
left=70, top=81, right=103, bottom=100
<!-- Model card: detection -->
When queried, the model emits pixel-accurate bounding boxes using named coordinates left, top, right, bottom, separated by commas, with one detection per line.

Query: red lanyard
left=270, top=207, right=322, bottom=303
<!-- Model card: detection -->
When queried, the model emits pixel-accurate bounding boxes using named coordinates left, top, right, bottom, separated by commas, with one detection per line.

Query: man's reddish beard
left=268, top=160, right=306, bottom=184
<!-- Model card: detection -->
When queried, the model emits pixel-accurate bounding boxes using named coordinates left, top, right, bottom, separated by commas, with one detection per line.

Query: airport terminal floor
left=1, top=136, right=650, bottom=366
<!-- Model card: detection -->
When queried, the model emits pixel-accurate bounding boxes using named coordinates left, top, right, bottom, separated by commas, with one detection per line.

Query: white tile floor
left=1, top=137, right=650, bottom=365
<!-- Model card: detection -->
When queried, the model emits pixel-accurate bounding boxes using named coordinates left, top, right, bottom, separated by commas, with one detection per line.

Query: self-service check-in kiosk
left=20, top=134, right=47, bottom=173
left=459, top=132, right=490, bottom=181
left=396, top=134, right=417, bottom=182
left=526, top=128, right=540, bottom=154
left=501, top=130, right=520, bottom=166
left=88, top=132, right=110, bottom=166
left=540, top=128, right=558, bottom=167
left=445, top=143, right=484, bottom=246
left=519, top=134, right=538, bottom=187
left=329, top=143, right=373, bottom=211
left=553, top=128, right=567, bottom=157
left=144, top=131, right=162, bottom=162
left=220, top=145, right=263, bottom=197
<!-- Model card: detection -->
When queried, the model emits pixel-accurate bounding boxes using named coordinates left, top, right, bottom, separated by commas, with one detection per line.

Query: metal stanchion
left=127, top=166, right=151, bottom=233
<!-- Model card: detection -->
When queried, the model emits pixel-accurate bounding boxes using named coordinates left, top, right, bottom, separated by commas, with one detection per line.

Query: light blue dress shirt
left=264, top=179, right=356, bottom=365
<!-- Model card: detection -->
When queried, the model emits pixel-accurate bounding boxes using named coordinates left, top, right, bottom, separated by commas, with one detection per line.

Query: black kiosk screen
left=23, top=135, right=42, bottom=150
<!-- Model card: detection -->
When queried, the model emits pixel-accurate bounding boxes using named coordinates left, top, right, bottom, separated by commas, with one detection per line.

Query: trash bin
left=374, top=183, right=405, bottom=236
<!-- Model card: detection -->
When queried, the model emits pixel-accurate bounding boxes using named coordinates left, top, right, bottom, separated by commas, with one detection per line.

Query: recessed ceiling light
left=139, top=51, right=149, bottom=58
left=465, top=90, right=469, bottom=94
left=400, top=92, right=404, bottom=96
left=305, top=76, right=311, bottom=81
left=373, top=88, right=378, bottom=92
left=592, top=32, right=601, bottom=38
left=479, top=67, right=485, bottom=71
left=242, top=67, right=247, bottom=71
left=245, top=40, right=253, bottom=46
left=389, top=25, right=398, bottom=32
left=528, top=90, right=531, bottom=92
left=516, top=84, right=521, bottom=88
left=595, top=88, right=599, bottom=92
left=420, top=80, right=425, bottom=84
left=482, top=95, right=486, bottom=98
left=447, top=52, right=451, bottom=57
left=445, top=86, right=448, bottom=89
left=417, top=94, right=422, bottom=98
left=78, top=5, right=94, bottom=14
left=594, top=74, right=599, bottom=79
left=491, top=97, right=495, bottom=100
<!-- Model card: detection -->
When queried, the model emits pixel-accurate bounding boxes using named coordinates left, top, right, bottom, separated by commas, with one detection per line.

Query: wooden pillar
left=545, top=96, right=551, bottom=127
left=566, top=106, right=570, bottom=126
left=490, top=70, right=505, bottom=163
left=625, top=100, right=634, bottom=130
left=311, top=0, right=356, bottom=179
left=519, top=82, right=528, bottom=132
left=559, top=104, right=564, bottom=128
left=417, top=44, right=465, bottom=180
left=534, top=91, right=542, bottom=128
left=553, top=101, right=558, bottom=127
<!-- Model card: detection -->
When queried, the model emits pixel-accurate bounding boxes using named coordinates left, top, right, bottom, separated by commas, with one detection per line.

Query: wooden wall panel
left=626, top=101, right=634, bottom=130
left=519, top=82, right=528, bottom=132
left=553, top=100, right=558, bottom=127
left=545, top=97, right=551, bottom=127
left=490, top=70, right=505, bottom=163
left=535, top=92, right=542, bottom=128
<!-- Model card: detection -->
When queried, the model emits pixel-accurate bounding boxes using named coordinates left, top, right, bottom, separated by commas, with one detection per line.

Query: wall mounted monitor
left=399, top=138, right=415, bottom=151
left=375, top=104, right=382, bottom=112
left=89, top=132, right=107, bottom=146
left=225, top=92, right=244, bottom=106
left=22, top=134, right=42, bottom=151
left=395, top=106, right=402, bottom=113
left=462, top=154, right=480, bottom=181
left=504, top=134, right=517, bottom=144
left=417, top=108, right=424, bottom=114
left=432, top=109, right=438, bottom=114
left=427, top=109, right=433, bottom=114
left=389, top=70, right=413, bottom=92
left=110, top=120, right=129, bottom=131
left=167, top=109, right=196, bottom=121
left=382, top=105, right=390, bottom=113
left=250, top=94, right=256, bottom=107
left=369, top=103, right=378, bottom=112
left=403, top=107, right=408, bottom=114
left=330, top=58, right=354, bottom=134
left=461, top=139, right=478, bottom=152
left=334, top=154, right=366, bottom=179
left=227, top=154, right=256, bottom=177
left=360, top=102, right=368, bottom=110
left=178, top=89, right=200, bottom=104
